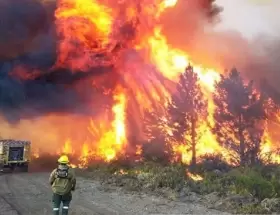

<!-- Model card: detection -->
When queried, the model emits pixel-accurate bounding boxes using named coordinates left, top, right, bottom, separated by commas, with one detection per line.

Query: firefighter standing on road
left=49, top=155, right=76, bottom=215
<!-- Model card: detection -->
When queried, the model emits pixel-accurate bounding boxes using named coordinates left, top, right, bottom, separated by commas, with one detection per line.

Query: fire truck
left=0, top=139, right=31, bottom=172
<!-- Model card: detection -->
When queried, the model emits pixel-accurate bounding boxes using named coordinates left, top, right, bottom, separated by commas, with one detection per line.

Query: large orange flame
left=96, top=87, right=127, bottom=162
left=0, top=0, right=278, bottom=167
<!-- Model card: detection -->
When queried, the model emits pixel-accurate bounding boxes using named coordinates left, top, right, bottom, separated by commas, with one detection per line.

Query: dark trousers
left=52, top=193, right=72, bottom=215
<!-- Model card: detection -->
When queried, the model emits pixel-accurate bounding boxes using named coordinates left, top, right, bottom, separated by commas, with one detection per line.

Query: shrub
left=258, top=164, right=280, bottom=180
left=194, top=167, right=276, bottom=200
left=271, top=179, right=280, bottom=197
left=235, top=204, right=269, bottom=214
left=142, top=140, right=173, bottom=164
left=232, top=168, right=275, bottom=200
left=250, top=177, right=274, bottom=200
left=148, top=164, right=186, bottom=190
left=194, top=154, right=231, bottom=173
left=195, top=172, right=234, bottom=195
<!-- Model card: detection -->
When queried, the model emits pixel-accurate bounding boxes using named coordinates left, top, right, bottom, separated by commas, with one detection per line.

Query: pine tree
left=143, top=107, right=173, bottom=163
left=213, top=68, right=267, bottom=165
left=168, top=65, right=208, bottom=166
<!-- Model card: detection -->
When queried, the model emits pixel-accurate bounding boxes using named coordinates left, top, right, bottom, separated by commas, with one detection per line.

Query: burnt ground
left=0, top=172, right=231, bottom=215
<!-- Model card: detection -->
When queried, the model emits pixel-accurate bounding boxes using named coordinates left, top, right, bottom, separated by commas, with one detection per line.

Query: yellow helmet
left=58, top=155, right=69, bottom=164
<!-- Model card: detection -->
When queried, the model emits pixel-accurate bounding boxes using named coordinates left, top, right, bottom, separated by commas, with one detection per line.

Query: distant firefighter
left=49, top=155, right=76, bottom=215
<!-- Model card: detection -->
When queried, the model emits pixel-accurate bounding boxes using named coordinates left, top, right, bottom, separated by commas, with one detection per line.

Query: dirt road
left=0, top=172, right=230, bottom=215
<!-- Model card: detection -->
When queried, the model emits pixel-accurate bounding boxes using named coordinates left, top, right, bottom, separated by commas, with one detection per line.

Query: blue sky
left=215, top=0, right=280, bottom=39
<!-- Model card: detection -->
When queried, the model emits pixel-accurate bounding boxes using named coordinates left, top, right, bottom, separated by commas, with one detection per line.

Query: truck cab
left=0, top=139, right=31, bottom=172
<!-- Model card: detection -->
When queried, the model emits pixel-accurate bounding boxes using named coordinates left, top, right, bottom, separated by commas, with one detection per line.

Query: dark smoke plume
left=0, top=0, right=50, bottom=59
left=0, top=0, right=116, bottom=122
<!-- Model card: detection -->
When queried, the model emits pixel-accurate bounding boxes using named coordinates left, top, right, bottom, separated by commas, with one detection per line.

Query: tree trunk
left=238, top=115, right=245, bottom=166
left=191, top=114, right=196, bottom=167
left=250, top=137, right=261, bottom=165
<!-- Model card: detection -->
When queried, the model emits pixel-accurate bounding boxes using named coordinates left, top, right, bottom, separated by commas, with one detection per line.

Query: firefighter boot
left=52, top=208, right=59, bottom=215
left=62, top=201, right=70, bottom=215
left=52, top=193, right=62, bottom=215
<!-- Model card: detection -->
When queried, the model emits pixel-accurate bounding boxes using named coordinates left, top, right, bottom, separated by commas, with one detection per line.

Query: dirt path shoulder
left=0, top=172, right=231, bottom=215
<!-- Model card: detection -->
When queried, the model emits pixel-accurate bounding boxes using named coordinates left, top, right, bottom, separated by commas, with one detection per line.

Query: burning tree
left=213, top=69, right=267, bottom=166
left=168, top=65, right=208, bottom=166
left=143, top=106, right=173, bottom=163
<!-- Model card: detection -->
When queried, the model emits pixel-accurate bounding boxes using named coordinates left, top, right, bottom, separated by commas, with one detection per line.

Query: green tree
left=213, top=69, right=267, bottom=166
left=168, top=65, right=208, bottom=166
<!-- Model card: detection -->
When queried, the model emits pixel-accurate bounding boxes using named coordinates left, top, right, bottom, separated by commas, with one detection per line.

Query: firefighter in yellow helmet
left=49, top=155, right=76, bottom=215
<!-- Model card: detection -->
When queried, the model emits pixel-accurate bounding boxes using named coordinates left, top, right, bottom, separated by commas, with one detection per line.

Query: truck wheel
left=21, top=165, right=29, bottom=172
left=10, top=165, right=15, bottom=172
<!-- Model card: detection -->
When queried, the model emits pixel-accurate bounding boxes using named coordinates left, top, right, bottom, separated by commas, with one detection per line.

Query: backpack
left=55, top=166, right=69, bottom=178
